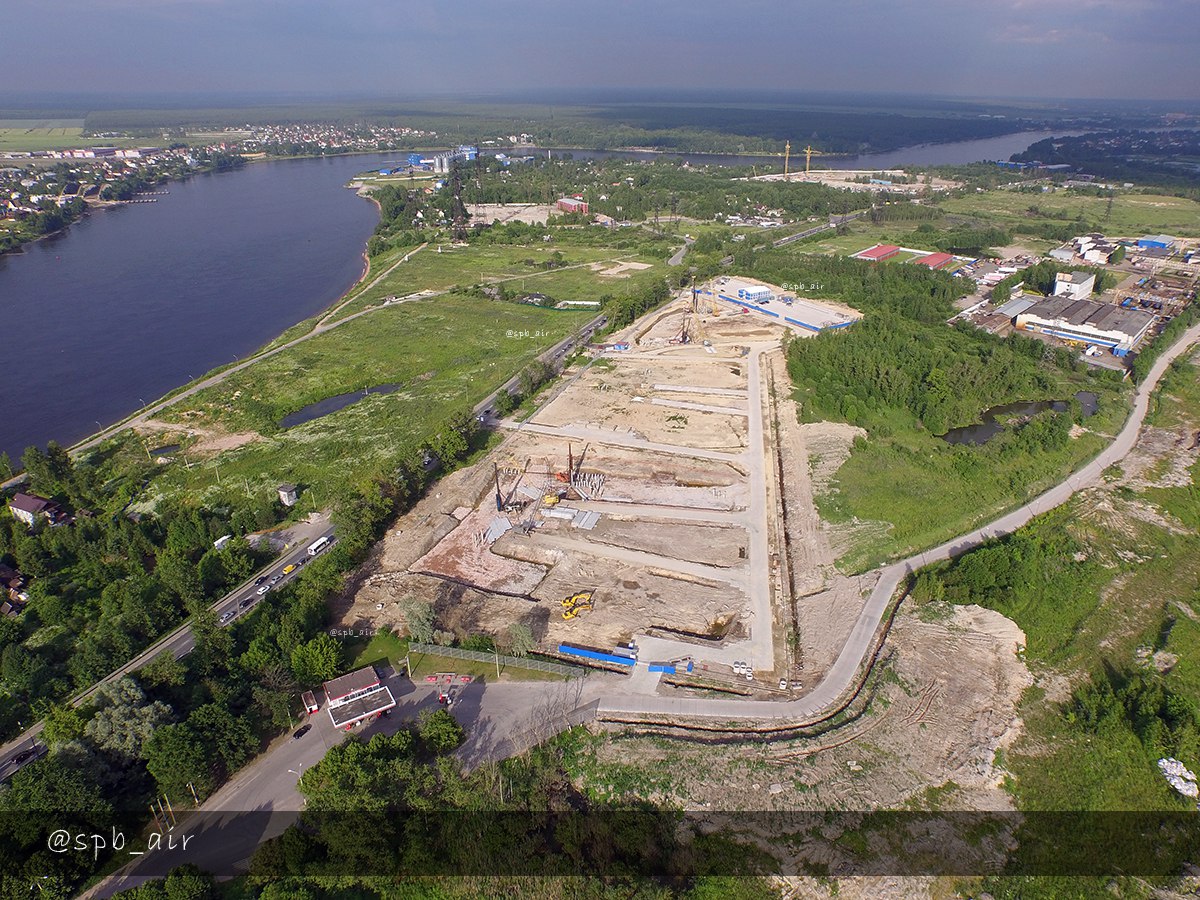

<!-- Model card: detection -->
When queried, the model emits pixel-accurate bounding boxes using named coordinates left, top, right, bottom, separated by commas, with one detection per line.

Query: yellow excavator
left=561, top=590, right=595, bottom=620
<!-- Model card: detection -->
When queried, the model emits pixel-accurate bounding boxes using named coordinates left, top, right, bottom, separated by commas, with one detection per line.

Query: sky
left=3, top=0, right=1197, bottom=102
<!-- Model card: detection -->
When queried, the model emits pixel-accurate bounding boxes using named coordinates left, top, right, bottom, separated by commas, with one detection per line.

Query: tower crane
left=803, top=144, right=826, bottom=174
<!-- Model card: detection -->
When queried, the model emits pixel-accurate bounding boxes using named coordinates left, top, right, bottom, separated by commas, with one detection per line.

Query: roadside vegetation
left=911, top=355, right=1200, bottom=894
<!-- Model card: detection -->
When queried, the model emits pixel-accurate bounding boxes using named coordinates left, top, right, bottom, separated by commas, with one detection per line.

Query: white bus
left=306, top=536, right=331, bottom=557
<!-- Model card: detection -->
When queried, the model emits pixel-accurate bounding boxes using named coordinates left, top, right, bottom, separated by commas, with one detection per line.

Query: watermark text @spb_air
left=47, top=826, right=194, bottom=862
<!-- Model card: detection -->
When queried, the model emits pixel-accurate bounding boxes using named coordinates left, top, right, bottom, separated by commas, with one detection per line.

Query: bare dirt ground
left=136, top=418, right=260, bottom=456
left=530, top=341, right=751, bottom=452
left=590, top=260, right=653, bottom=278
left=468, top=203, right=553, bottom=225
left=583, top=604, right=1030, bottom=891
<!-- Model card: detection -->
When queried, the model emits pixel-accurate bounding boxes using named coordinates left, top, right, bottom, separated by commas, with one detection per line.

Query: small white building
left=322, top=666, right=396, bottom=730
left=1053, top=271, right=1095, bottom=301
left=278, top=483, right=299, bottom=507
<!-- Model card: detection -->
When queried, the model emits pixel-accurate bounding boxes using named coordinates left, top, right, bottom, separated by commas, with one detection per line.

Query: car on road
left=293, top=725, right=311, bottom=740
left=219, top=611, right=234, bottom=625
left=238, top=597, right=253, bottom=609
left=269, top=575, right=282, bottom=586
left=283, top=564, right=297, bottom=575
left=256, top=584, right=270, bottom=596
left=254, top=575, right=268, bottom=586
left=12, top=748, right=38, bottom=765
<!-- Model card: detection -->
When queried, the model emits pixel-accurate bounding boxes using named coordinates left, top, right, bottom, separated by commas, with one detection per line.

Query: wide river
left=0, top=129, right=1079, bottom=459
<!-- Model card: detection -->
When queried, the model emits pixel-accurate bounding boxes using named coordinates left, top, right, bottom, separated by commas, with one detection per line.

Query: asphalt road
left=668, top=235, right=695, bottom=266
left=82, top=673, right=611, bottom=898
left=0, top=516, right=335, bottom=779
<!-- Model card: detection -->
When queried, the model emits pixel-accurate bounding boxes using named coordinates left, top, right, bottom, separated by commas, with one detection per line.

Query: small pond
left=279, top=383, right=402, bottom=429
left=941, top=391, right=1098, bottom=446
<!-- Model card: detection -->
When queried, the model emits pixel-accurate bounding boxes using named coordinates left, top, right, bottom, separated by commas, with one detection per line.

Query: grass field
left=940, top=189, right=1200, bottom=237
left=820, top=378, right=1131, bottom=572
left=1004, top=357, right=1200, bottom=813
left=346, top=628, right=410, bottom=671
left=405, top=648, right=571, bottom=682
left=0, top=119, right=138, bottom=152
left=326, top=241, right=667, bottom=321
left=127, top=297, right=593, bottom=508
left=327, top=241, right=663, bottom=322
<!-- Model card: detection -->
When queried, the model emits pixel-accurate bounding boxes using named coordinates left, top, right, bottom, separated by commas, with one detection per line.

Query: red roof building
left=556, top=197, right=589, bottom=214
left=913, top=252, right=955, bottom=269
left=857, top=244, right=900, bottom=261
left=322, top=666, right=396, bottom=730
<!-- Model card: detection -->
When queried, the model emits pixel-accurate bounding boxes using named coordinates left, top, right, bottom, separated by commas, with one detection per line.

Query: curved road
left=597, top=323, right=1200, bottom=721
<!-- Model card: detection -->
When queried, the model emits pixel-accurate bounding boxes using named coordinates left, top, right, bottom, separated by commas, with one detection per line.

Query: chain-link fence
left=407, top=643, right=586, bottom=679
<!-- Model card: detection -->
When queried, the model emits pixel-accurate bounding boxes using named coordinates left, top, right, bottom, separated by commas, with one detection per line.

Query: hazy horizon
left=4, top=0, right=1197, bottom=104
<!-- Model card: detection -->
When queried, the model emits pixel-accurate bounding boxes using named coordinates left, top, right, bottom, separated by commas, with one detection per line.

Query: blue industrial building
left=1138, top=234, right=1174, bottom=250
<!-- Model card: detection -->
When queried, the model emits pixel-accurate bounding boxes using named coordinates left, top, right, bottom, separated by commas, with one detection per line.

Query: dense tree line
left=599, top=277, right=673, bottom=333
left=750, top=251, right=963, bottom=323
left=785, top=312, right=1077, bottom=435
left=0, top=442, right=280, bottom=740
left=910, top=222, right=1011, bottom=255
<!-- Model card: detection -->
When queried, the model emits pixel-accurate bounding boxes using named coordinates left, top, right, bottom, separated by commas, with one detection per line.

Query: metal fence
left=407, top=643, right=587, bottom=679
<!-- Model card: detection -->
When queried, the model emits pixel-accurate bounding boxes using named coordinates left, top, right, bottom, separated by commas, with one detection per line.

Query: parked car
left=293, top=725, right=311, bottom=740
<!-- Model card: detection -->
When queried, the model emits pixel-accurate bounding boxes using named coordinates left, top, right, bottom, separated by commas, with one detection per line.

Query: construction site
left=342, top=279, right=874, bottom=697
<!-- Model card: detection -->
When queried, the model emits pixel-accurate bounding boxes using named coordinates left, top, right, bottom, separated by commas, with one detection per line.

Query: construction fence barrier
left=408, top=643, right=587, bottom=679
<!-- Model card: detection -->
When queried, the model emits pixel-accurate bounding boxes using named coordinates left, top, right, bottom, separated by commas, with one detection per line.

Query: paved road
left=597, top=323, right=1200, bottom=720
left=668, top=235, right=695, bottom=267
left=474, top=315, right=608, bottom=424
left=0, top=517, right=334, bottom=779
left=82, top=673, right=617, bottom=898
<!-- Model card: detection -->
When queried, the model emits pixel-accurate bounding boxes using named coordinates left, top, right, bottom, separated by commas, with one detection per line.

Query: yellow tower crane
left=804, top=144, right=826, bottom=174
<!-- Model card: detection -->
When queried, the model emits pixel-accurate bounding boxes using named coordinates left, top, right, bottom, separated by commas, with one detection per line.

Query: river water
left=0, top=129, right=1088, bottom=459
left=543, top=129, right=1087, bottom=169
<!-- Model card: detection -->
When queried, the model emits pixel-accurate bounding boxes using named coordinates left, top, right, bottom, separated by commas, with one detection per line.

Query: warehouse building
left=1015, top=297, right=1155, bottom=357
left=913, top=251, right=954, bottom=269
left=323, top=666, right=396, bottom=730
left=556, top=197, right=588, bottom=214
left=1053, top=271, right=1095, bottom=301
left=855, top=244, right=900, bottom=261
left=1138, top=235, right=1175, bottom=250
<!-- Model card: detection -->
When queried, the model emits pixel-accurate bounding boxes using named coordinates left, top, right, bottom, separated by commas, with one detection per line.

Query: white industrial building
left=1053, top=271, right=1096, bottom=301
left=1016, top=297, right=1155, bottom=357
left=322, top=666, right=396, bottom=729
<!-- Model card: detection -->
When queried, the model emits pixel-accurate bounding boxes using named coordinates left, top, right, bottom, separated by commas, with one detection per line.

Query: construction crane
left=803, top=144, right=825, bottom=174
left=493, top=463, right=525, bottom=512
